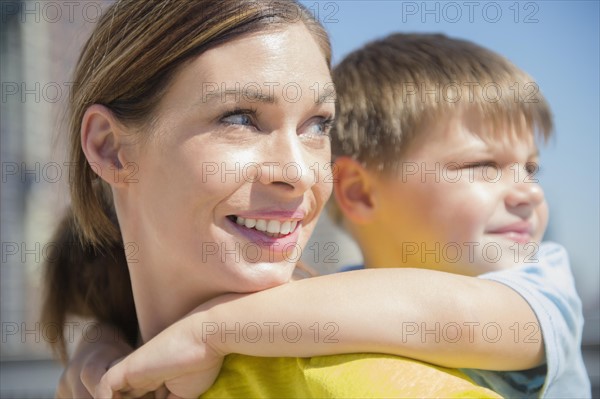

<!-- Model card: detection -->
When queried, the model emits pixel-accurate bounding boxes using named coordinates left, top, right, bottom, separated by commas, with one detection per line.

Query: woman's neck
left=116, top=198, right=225, bottom=341
left=129, top=261, right=223, bottom=341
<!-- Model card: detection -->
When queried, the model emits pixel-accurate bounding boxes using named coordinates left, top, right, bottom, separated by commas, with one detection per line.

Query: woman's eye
left=221, top=113, right=254, bottom=126
left=303, top=117, right=334, bottom=137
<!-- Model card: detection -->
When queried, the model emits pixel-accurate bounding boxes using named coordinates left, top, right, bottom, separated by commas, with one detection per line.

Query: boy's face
left=372, top=110, right=548, bottom=275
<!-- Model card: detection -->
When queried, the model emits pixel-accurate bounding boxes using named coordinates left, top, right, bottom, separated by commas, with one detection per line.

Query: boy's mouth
left=487, top=221, right=534, bottom=244
left=227, top=215, right=299, bottom=238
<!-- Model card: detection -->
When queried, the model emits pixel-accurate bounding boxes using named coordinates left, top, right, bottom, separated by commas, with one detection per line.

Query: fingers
left=95, top=364, right=159, bottom=399
left=94, top=383, right=164, bottom=399
left=94, top=367, right=129, bottom=399
left=93, top=379, right=116, bottom=399
left=154, top=386, right=169, bottom=399
left=83, top=354, right=128, bottom=398
left=80, top=360, right=109, bottom=396
left=58, top=330, right=134, bottom=399
left=56, top=365, right=93, bottom=399
left=55, top=371, right=71, bottom=398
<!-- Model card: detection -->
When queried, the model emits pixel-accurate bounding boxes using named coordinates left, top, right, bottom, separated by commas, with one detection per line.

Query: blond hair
left=328, top=33, right=553, bottom=224
left=331, top=33, right=552, bottom=170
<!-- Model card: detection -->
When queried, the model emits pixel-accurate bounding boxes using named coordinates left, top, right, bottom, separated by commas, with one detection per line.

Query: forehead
left=169, top=24, right=332, bottom=103
left=408, top=108, right=538, bottom=158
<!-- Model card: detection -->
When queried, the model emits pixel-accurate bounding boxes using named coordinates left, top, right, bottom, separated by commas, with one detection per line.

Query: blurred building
left=1, top=1, right=109, bottom=396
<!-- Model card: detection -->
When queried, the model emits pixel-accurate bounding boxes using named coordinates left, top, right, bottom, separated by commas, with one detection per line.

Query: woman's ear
left=81, top=104, right=135, bottom=188
left=332, top=157, right=378, bottom=224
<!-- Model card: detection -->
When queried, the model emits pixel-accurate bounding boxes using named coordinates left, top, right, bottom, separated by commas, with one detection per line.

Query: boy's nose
left=504, top=178, right=545, bottom=213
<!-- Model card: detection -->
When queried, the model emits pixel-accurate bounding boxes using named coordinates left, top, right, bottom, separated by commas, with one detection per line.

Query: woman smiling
left=44, top=1, right=500, bottom=397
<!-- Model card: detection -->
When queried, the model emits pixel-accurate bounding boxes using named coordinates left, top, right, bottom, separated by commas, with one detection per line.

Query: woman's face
left=117, top=24, right=334, bottom=314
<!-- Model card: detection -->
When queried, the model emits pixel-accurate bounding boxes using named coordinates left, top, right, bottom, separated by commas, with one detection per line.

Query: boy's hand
left=95, top=316, right=224, bottom=399
left=56, top=324, right=133, bottom=398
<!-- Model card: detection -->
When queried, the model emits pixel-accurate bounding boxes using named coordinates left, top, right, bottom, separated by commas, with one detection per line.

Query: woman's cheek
left=189, top=156, right=247, bottom=192
left=317, top=177, right=333, bottom=203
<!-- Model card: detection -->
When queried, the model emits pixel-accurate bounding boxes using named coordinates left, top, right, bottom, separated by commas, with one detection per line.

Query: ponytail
left=41, top=209, right=138, bottom=363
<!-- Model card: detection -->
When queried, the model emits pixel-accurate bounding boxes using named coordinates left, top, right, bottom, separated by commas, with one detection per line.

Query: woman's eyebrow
left=315, top=88, right=336, bottom=105
left=199, top=86, right=336, bottom=106
left=201, top=87, right=276, bottom=105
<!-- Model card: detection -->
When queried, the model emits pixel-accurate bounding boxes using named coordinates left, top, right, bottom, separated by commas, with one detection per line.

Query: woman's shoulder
left=202, top=353, right=501, bottom=398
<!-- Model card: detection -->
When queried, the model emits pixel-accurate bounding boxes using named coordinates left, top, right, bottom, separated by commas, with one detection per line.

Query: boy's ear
left=81, top=104, right=135, bottom=188
left=332, top=157, right=378, bottom=224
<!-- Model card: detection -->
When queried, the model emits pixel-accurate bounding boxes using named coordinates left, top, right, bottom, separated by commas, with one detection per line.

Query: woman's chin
left=230, top=262, right=295, bottom=293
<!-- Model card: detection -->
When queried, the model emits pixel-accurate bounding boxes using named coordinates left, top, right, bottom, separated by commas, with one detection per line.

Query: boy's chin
left=471, top=250, right=537, bottom=276
left=469, top=242, right=542, bottom=275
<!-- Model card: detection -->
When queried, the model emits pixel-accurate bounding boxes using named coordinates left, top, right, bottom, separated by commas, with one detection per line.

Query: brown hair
left=328, top=33, right=553, bottom=224
left=41, top=209, right=137, bottom=362
left=331, top=33, right=553, bottom=172
left=42, top=0, right=331, bottom=362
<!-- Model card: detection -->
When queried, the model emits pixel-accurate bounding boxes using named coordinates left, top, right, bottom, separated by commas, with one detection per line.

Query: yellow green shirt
left=202, top=353, right=502, bottom=398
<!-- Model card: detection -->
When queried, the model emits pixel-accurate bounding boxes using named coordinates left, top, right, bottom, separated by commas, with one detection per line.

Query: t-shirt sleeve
left=471, top=242, right=590, bottom=398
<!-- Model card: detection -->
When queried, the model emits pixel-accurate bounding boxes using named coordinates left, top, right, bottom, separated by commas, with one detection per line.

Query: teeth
left=234, top=216, right=299, bottom=236
left=267, top=220, right=281, bottom=233
left=255, top=219, right=267, bottom=232
left=280, top=221, right=291, bottom=235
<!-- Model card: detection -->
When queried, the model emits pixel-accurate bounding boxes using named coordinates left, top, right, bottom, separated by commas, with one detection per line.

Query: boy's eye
left=525, top=162, right=539, bottom=175
left=464, top=161, right=498, bottom=169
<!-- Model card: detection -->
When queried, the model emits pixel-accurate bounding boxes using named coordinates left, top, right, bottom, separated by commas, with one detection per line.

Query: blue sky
left=301, top=0, right=599, bottom=321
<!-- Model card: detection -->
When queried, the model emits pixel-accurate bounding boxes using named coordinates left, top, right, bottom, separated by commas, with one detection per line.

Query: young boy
left=326, top=33, right=590, bottom=397
left=77, top=34, right=589, bottom=398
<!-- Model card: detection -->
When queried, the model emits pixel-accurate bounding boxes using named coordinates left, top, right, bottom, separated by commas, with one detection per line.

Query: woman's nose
left=257, top=131, right=315, bottom=195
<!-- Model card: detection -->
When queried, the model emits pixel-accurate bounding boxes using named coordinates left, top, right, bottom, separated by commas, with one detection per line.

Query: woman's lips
left=234, top=216, right=298, bottom=236
left=226, top=215, right=302, bottom=251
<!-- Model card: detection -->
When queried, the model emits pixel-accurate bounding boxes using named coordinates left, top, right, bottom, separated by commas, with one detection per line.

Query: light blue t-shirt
left=463, top=242, right=590, bottom=398
left=340, top=242, right=591, bottom=398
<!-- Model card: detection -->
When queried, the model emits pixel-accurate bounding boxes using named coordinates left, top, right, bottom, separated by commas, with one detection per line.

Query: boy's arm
left=97, top=267, right=544, bottom=398
left=202, top=268, right=544, bottom=371
left=467, top=243, right=590, bottom=397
